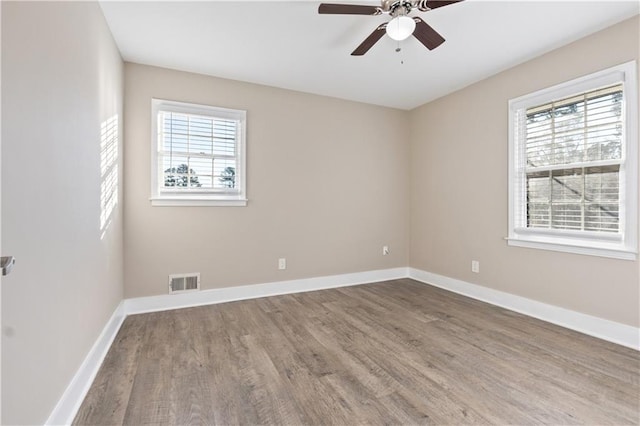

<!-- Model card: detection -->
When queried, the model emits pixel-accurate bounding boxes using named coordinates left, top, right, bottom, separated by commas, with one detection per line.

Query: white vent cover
left=169, top=273, right=200, bottom=294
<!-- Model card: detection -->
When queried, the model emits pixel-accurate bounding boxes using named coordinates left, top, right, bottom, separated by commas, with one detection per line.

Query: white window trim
left=150, top=99, right=247, bottom=207
left=507, top=61, right=638, bottom=260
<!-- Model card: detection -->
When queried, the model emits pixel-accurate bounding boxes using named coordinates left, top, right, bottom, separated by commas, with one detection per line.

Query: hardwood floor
left=74, top=279, right=640, bottom=425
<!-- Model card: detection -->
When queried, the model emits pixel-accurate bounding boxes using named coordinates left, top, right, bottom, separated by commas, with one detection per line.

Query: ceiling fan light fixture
left=386, top=15, right=416, bottom=41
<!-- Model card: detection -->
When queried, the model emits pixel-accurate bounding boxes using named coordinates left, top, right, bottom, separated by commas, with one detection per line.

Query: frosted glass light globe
left=386, top=16, right=416, bottom=41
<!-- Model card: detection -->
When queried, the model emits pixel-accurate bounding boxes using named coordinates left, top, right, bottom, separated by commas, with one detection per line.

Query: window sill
left=506, top=234, right=637, bottom=261
left=150, top=197, right=247, bottom=207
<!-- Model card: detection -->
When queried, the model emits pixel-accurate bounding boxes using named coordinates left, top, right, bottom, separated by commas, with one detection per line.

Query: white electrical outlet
left=471, top=260, right=480, bottom=273
left=383, top=246, right=390, bottom=255
left=278, top=258, right=286, bottom=270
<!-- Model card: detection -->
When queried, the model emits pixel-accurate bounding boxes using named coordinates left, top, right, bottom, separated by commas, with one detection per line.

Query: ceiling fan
left=318, top=0, right=463, bottom=56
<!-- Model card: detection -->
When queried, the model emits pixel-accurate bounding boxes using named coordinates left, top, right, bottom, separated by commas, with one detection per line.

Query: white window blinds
left=524, top=84, right=623, bottom=233
left=159, top=111, right=240, bottom=192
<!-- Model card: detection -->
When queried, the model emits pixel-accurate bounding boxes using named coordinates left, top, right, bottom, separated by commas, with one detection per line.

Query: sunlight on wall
left=100, top=115, right=118, bottom=239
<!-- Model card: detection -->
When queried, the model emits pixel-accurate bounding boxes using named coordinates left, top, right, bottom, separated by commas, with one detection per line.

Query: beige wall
left=1, top=2, right=124, bottom=424
left=124, top=63, right=409, bottom=298
left=409, top=16, right=640, bottom=327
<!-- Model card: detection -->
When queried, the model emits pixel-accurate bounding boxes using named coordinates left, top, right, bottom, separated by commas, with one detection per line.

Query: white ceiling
left=99, top=0, right=639, bottom=110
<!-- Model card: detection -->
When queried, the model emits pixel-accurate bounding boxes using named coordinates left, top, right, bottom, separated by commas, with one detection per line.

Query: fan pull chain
left=395, top=41, right=404, bottom=65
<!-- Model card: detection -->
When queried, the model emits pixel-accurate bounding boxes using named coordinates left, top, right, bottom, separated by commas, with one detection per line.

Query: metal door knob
left=1, top=256, right=15, bottom=276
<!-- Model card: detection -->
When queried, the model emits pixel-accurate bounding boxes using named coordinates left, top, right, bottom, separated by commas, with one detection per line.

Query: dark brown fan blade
left=318, top=3, right=381, bottom=15
left=413, top=17, right=445, bottom=50
left=351, top=25, right=386, bottom=56
left=425, top=0, right=463, bottom=9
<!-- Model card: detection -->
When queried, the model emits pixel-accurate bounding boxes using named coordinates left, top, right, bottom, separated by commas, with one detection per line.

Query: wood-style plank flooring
left=74, top=279, right=640, bottom=425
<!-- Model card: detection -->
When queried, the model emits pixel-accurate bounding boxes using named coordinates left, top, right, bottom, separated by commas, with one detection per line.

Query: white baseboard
left=409, top=268, right=640, bottom=350
left=124, top=267, right=410, bottom=315
left=45, top=301, right=126, bottom=426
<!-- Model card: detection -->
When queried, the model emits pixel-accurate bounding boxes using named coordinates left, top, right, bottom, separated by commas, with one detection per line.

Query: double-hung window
left=151, top=99, right=247, bottom=206
left=508, top=61, right=638, bottom=260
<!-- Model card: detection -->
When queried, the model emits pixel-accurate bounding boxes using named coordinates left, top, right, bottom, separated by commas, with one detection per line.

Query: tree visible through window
left=219, top=166, right=236, bottom=188
left=164, top=163, right=202, bottom=188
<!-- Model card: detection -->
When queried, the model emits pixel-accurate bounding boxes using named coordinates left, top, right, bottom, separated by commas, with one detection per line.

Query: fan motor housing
left=385, top=0, right=414, bottom=15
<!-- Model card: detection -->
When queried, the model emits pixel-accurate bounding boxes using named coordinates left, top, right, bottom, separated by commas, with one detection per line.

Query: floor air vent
left=169, top=273, right=200, bottom=294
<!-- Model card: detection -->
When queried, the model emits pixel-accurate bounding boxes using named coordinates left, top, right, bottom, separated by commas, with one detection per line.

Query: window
left=508, top=61, right=638, bottom=260
left=151, top=99, right=247, bottom=206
